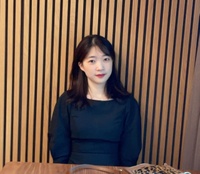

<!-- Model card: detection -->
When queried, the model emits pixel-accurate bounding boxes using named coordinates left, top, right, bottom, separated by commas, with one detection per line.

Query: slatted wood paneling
left=0, top=0, right=199, bottom=170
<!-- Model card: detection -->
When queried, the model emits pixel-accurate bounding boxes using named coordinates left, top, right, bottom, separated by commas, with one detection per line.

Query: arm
left=48, top=92, right=71, bottom=163
left=119, top=96, right=142, bottom=166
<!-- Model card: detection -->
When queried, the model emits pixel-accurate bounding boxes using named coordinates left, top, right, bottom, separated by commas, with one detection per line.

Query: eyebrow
left=88, top=56, right=97, bottom=58
left=87, top=54, right=109, bottom=58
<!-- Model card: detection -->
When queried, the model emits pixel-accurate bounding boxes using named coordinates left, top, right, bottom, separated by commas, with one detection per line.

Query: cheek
left=105, top=63, right=113, bottom=78
left=107, top=63, right=113, bottom=73
left=82, top=67, right=93, bottom=77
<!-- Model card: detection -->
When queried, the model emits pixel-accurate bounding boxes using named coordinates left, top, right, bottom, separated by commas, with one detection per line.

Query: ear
left=78, top=62, right=84, bottom=71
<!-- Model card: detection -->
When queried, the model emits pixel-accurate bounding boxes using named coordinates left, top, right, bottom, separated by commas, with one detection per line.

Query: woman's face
left=78, top=46, right=113, bottom=87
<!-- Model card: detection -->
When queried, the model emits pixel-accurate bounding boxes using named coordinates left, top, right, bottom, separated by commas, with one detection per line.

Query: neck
left=87, top=82, right=109, bottom=100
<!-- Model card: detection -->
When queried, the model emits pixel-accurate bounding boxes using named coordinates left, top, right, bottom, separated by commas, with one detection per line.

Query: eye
left=104, top=57, right=111, bottom=61
left=88, top=59, right=96, bottom=64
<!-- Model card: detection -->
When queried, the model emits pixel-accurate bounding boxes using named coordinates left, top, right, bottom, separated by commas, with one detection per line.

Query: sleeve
left=48, top=92, right=71, bottom=163
left=119, top=96, right=142, bottom=166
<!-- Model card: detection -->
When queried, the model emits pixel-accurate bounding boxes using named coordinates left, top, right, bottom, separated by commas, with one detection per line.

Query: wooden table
left=0, top=162, right=200, bottom=174
left=0, top=162, right=123, bottom=174
left=0, top=162, right=73, bottom=174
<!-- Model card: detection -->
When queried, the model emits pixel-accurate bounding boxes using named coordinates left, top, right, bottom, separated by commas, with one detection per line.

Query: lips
left=96, top=74, right=105, bottom=78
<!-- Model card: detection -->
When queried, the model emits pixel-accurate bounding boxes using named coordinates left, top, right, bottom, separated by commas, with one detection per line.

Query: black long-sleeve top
left=48, top=91, right=142, bottom=166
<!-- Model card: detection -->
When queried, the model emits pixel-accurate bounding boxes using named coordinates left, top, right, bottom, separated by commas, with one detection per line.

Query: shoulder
left=114, top=94, right=139, bottom=111
left=53, top=91, right=74, bottom=116
left=55, top=90, right=72, bottom=106
left=120, top=94, right=138, bottom=105
left=57, top=91, right=69, bottom=101
left=59, top=90, right=76, bottom=99
left=122, top=94, right=140, bottom=112
left=128, top=95, right=139, bottom=105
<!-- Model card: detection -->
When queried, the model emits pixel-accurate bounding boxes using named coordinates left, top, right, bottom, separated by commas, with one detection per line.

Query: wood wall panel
left=0, top=0, right=199, bottom=170
left=0, top=0, right=5, bottom=169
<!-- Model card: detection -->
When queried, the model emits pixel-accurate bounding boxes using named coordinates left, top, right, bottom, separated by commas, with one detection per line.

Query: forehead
left=86, top=46, right=106, bottom=57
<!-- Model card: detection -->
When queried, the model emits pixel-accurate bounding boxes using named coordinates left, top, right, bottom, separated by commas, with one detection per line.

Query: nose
left=96, top=60, right=104, bottom=70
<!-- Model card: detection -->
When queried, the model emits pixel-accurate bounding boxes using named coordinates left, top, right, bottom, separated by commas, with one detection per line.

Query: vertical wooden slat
left=106, top=0, right=114, bottom=43
left=18, top=0, right=24, bottom=162
left=5, top=0, right=13, bottom=164
left=113, top=0, right=122, bottom=74
left=76, top=0, right=84, bottom=45
left=134, top=0, right=146, bottom=101
left=43, top=0, right=53, bottom=163
left=27, top=0, right=37, bottom=162
left=40, top=0, right=48, bottom=163
left=34, top=0, right=45, bottom=162
left=0, top=0, right=6, bottom=167
left=20, top=0, right=29, bottom=162
left=84, top=0, right=92, bottom=36
left=58, top=0, right=68, bottom=95
left=127, top=0, right=138, bottom=94
left=66, top=0, right=76, bottom=88
left=92, top=0, right=99, bottom=34
left=120, top=0, right=130, bottom=86
left=25, top=0, right=31, bottom=162
left=12, top=0, right=21, bottom=163
left=99, top=0, right=107, bottom=37
left=50, top=0, right=60, bottom=133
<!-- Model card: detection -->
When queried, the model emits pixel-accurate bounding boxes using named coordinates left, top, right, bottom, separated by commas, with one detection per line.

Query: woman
left=48, top=35, right=142, bottom=166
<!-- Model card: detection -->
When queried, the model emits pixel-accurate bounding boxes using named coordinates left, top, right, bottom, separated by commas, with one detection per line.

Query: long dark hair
left=67, top=35, right=129, bottom=107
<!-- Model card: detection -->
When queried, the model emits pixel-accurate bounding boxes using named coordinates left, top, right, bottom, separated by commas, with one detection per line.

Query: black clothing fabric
left=48, top=91, right=142, bottom=166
